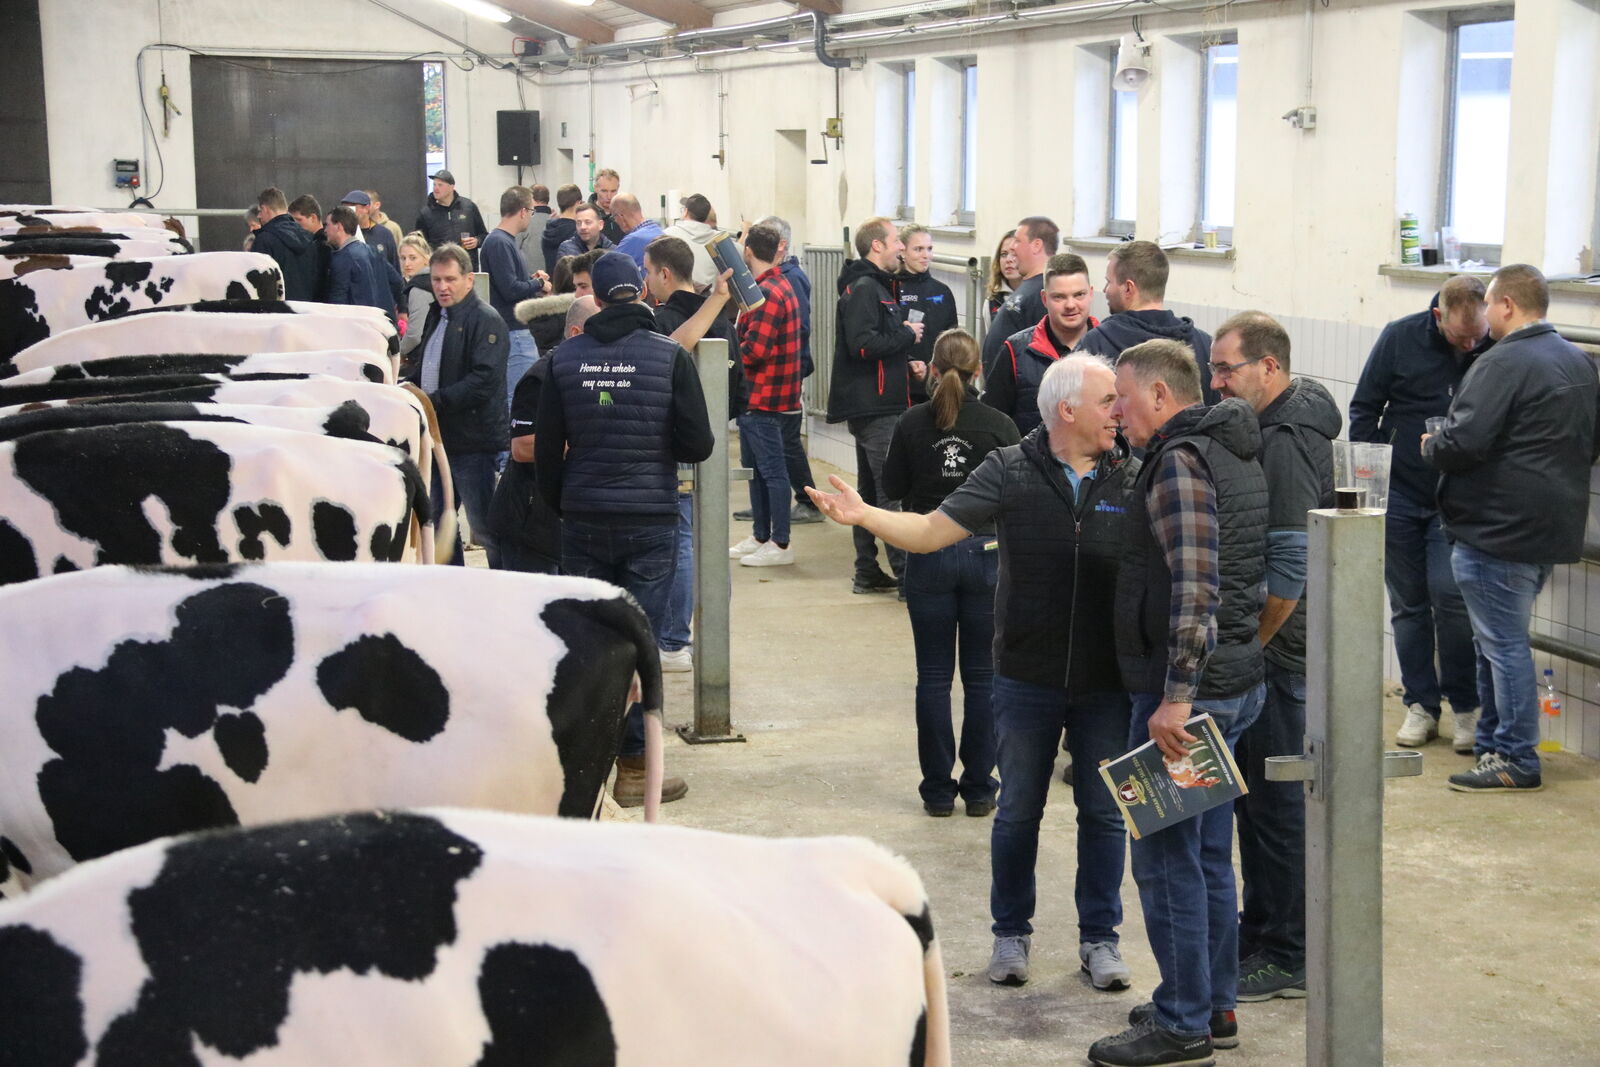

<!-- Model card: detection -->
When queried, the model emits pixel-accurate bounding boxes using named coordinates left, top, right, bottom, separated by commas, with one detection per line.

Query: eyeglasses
left=1210, top=356, right=1264, bottom=380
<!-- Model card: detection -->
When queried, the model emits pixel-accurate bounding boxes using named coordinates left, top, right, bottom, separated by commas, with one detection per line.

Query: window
left=958, top=59, right=978, bottom=226
left=1199, top=36, right=1237, bottom=244
left=423, top=61, right=446, bottom=193
left=1440, top=9, right=1513, bottom=264
left=900, top=67, right=917, bottom=219
left=1108, top=79, right=1138, bottom=236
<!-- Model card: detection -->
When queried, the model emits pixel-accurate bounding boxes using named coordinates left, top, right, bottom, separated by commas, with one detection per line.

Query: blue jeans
left=904, top=537, right=998, bottom=808
left=506, top=330, right=538, bottom=413
left=1384, top=487, right=1478, bottom=715
left=431, top=450, right=501, bottom=568
left=561, top=517, right=679, bottom=758
left=1451, top=542, right=1551, bottom=773
left=991, top=678, right=1131, bottom=943
left=662, top=492, right=694, bottom=653
left=1129, top=683, right=1264, bottom=1036
left=738, top=411, right=791, bottom=545
left=1235, top=661, right=1307, bottom=966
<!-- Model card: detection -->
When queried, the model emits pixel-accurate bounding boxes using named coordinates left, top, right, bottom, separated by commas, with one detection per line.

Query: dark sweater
left=882, top=387, right=1020, bottom=520
left=481, top=228, right=544, bottom=334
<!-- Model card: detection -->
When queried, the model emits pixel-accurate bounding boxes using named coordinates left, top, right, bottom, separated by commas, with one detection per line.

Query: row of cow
left=0, top=206, right=948, bottom=1064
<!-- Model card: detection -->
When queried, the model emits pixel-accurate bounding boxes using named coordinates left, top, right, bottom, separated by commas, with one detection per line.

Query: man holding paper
left=1090, top=338, right=1268, bottom=1067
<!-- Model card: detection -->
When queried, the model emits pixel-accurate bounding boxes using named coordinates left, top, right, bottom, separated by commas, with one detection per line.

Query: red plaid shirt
left=738, top=266, right=804, bottom=413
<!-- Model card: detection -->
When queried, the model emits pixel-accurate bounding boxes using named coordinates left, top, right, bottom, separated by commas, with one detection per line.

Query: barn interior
left=5, top=0, right=1600, bottom=1063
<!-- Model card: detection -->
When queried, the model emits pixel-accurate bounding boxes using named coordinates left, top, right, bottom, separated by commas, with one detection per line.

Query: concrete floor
left=588, top=458, right=1600, bottom=1067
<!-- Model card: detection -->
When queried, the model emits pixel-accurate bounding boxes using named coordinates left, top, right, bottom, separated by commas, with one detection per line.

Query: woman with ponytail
left=880, top=328, right=1021, bottom=817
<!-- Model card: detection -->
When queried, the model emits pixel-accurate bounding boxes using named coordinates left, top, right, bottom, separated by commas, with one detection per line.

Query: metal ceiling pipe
left=812, top=11, right=852, bottom=69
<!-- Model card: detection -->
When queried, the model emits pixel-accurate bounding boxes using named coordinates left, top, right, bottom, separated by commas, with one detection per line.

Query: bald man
left=613, top=193, right=666, bottom=273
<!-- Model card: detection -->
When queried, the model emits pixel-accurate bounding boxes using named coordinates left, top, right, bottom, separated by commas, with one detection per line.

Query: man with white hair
left=807, top=353, right=1136, bottom=994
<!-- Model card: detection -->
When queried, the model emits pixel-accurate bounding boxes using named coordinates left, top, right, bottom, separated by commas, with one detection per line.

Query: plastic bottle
left=1538, top=668, right=1563, bottom=753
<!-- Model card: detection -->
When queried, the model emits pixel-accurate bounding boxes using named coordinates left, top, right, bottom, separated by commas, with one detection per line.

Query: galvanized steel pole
left=1266, top=508, right=1419, bottom=1067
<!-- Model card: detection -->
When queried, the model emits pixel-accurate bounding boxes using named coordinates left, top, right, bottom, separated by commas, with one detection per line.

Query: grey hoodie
left=661, top=218, right=718, bottom=289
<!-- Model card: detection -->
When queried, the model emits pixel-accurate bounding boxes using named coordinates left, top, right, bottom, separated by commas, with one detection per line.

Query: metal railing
left=802, top=246, right=845, bottom=418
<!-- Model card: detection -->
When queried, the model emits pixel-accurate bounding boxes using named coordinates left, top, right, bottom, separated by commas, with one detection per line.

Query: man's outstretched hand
left=806, top=474, right=869, bottom=527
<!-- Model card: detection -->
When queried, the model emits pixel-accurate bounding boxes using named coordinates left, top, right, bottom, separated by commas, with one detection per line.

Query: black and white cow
left=0, top=225, right=192, bottom=256
left=0, top=371, right=347, bottom=410
left=0, top=809, right=949, bottom=1066
left=11, top=310, right=395, bottom=373
left=0, top=252, right=286, bottom=364
left=0, top=421, right=429, bottom=582
left=0, top=564, right=670, bottom=892
left=0, top=211, right=182, bottom=231
left=1, top=348, right=393, bottom=386
left=0, top=253, right=117, bottom=280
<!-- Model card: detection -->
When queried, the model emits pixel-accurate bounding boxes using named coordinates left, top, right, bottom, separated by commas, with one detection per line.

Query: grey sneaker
left=1451, top=711, right=1478, bottom=754
left=987, top=935, right=1030, bottom=986
left=1395, top=706, right=1438, bottom=747
left=1080, top=941, right=1132, bottom=991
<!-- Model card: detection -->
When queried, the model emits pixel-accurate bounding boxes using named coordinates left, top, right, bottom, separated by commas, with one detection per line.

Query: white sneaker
left=739, top=542, right=794, bottom=567
left=659, top=647, right=693, bottom=673
left=729, top=535, right=763, bottom=559
left=1452, top=710, right=1478, bottom=754
left=1396, top=706, right=1439, bottom=747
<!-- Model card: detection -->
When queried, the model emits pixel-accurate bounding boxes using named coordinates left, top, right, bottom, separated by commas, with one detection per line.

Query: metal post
left=680, top=338, right=745, bottom=744
left=1265, top=509, right=1420, bottom=1067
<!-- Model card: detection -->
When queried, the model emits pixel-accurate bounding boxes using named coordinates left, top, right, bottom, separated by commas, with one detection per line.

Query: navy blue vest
left=548, top=328, right=681, bottom=516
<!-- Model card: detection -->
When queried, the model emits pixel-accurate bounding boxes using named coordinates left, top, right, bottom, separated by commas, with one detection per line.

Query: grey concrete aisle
left=624, top=462, right=1600, bottom=1066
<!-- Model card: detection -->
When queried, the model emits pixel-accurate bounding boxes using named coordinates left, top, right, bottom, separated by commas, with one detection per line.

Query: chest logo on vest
left=488, top=333, right=497, bottom=345
left=1094, top=501, right=1125, bottom=514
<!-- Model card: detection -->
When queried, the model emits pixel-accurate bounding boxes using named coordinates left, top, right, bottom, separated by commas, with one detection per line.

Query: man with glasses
left=1349, top=276, right=1492, bottom=754
left=1209, top=312, right=1340, bottom=1005
left=1078, top=241, right=1217, bottom=405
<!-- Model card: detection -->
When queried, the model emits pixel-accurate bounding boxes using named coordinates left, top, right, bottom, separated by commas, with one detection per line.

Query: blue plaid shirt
left=1145, top=444, right=1220, bottom=702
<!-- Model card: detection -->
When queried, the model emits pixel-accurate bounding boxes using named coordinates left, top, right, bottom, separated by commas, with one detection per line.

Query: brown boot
left=612, top=756, right=688, bottom=808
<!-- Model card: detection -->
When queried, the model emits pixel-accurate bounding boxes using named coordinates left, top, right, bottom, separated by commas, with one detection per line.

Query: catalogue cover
left=1098, top=714, right=1248, bottom=840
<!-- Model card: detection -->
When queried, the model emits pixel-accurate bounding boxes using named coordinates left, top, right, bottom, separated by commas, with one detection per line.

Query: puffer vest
left=993, top=429, right=1135, bottom=692
left=548, top=329, right=680, bottom=516
left=1115, top=403, right=1269, bottom=700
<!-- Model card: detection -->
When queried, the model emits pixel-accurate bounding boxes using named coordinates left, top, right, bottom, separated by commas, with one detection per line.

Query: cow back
left=0, top=808, right=948, bottom=1066
left=11, top=312, right=393, bottom=373
left=3, top=350, right=390, bottom=385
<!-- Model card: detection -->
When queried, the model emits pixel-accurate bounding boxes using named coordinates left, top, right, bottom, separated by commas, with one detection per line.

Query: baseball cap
left=340, top=190, right=372, bottom=206
left=432, top=170, right=456, bottom=185
left=590, top=252, right=643, bottom=304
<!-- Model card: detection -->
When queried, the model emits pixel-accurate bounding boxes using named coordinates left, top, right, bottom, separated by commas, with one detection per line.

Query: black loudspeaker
left=497, top=110, right=540, bottom=167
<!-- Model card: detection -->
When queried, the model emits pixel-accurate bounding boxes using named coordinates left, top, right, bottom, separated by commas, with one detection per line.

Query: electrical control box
left=113, top=159, right=141, bottom=189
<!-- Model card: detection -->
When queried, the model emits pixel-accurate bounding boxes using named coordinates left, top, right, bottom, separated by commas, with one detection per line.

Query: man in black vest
left=401, top=244, right=507, bottom=568
left=826, top=217, right=925, bottom=594
left=805, top=353, right=1136, bottom=992
left=1208, top=312, right=1340, bottom=1005
left=537, top=252, right=714, bottom=807
left=1092, top=338, right=1267, bottom=1067
left=1426, top=264, right=1600, bottom=793
left=984, top=252, right=1098, bottom=436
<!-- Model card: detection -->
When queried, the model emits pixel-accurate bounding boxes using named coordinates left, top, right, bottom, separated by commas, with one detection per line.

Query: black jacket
left=588, top=193, right=626, bottom=246
left=1427, top=321, right=1600, bottom=564
left=882, top=386, right=1020, bottom=517
left=653, top=289, right=742, bottom=420
left=983, top=316, right=1098, bottom=436
left=489, top=352, right=562, bottom=566
left=516, top=292, right=575, bottom=357
left=1349, top=294, right=1491, bottom=504
left=1257, top=377, right=1341, bottom=675
left=250, top=214, right=320, bottom=301
left=328, top=241, right=400, bottom=322
left=982, top=273, right=1045, bottom=370
left=414, top=192, right=488, bottom=269
left=1116, top=400, right=1268, bottom=700
left=893, top=269, right=959, bottom=403
left=939, top=427, right=1136, bottom=691
left=1079, top=309, right=1218, bottom=405
left=557, top=233, right=615, bottom=260
left=826, top=258, right=916, bottom=423
left=541, top=217, right=577, bottom=275
left=400, top=290, right=508, bottom=454
left=780, top=256, right=814, bottom=377
left=361, top=223, right=399, bottom=273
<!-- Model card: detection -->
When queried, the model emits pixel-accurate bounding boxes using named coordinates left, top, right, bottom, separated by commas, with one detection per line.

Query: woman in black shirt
left=883, top=329, right=1021, bottom=816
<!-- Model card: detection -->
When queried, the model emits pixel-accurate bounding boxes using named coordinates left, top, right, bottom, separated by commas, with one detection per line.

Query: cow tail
left=612, top=587, right=666, bottom=824
left=401, top=383, right=456, bottom=564
left=395, top=457, right=431, bottom=563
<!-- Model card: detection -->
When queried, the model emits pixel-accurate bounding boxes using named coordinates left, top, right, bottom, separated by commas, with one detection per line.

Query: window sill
left=1551, top=278, right=1600, bottom=297
left=1066, top=235, right=1129, bottom=251
left=928, top=225, right=976, bottom=239
left=1165, top=245, right=1236, bottom=262
left=1378, top=263, right=1493, bottom=282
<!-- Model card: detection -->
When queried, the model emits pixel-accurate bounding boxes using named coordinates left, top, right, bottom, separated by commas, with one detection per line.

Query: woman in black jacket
left=883, top=329, right=1020, bottom=816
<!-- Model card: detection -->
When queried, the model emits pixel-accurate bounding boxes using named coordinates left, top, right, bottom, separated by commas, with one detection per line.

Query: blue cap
left=590, top=251, right=643, bottom=304
left=340, top=190, right=372, bottom=206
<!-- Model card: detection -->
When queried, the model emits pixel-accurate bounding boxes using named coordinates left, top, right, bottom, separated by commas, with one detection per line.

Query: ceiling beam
left=607, top=0, right=714, bottom=28
left=502, top=0, right=616, bottom=43
left=788, top=0, right=843, bottom=15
